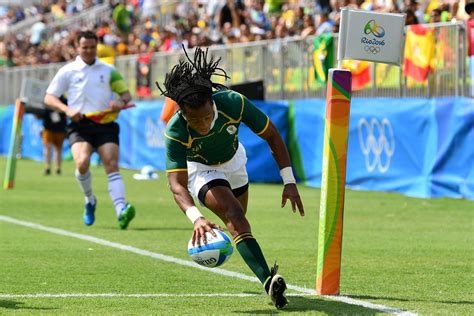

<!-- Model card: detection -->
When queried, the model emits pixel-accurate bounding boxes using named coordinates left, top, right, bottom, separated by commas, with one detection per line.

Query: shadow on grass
left=132, top=227, right=189, bottom=231
left=234, top=295, right=380, bottom=314
left=99, top=226, right=189, bottom=231
left=351, top=294, right=474, bottom=305
left=0, top=300, right=56, bottom=311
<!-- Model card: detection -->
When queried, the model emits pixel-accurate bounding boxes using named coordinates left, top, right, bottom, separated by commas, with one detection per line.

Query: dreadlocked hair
left=156, top=45, right=230, bottom=109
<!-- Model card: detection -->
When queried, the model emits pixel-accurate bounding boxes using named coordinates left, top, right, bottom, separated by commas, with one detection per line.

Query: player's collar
left=74, top=56, right=98, bottom=69
left=209, top=101, right=218, bottom=130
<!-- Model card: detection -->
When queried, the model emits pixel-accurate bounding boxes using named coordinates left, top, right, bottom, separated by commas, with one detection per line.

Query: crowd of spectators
left=0, top=0, right=469, bottom=69
left=0, top=0, right=104, bottom=28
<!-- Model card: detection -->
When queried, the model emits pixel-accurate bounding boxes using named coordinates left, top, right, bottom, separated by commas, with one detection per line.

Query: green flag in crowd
left=313, top=33, right=334, bottom=83
left=112, top=3, right=131, bottom=34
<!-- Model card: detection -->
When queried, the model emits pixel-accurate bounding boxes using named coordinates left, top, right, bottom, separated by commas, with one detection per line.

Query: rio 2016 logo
left=361, top=19, right=385, bottom=54
left=364, top=19, right=385, bottom=38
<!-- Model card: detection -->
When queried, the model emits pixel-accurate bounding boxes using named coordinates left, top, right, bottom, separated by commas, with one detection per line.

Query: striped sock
left=234, top=232, right=271, bottom=284
left=107, top=172, right=126, bottom=216
left=75, top=169, right=95, bottom=205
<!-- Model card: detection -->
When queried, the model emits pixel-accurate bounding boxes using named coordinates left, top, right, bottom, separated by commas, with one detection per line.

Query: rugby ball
left=187, top=229, right=233, bottom=268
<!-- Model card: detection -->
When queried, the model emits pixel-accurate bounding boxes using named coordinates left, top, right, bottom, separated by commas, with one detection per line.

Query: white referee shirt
left=46, top=56, right=128, bottom=114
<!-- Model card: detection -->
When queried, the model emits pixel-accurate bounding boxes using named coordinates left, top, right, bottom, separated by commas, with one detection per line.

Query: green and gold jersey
left=165, top=89, right=269, bottom=171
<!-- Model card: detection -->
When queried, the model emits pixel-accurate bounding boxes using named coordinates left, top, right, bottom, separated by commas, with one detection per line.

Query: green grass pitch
left=0, top=158, right=472, bottom=314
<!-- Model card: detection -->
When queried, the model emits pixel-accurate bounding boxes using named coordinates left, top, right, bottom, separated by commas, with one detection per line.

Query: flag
left=313, top=33, right=334, bottom=83
left=84, top=104, right=135, bottom=124
left=97, top=43, right=116, bottom=65
left=431, top=28, right=447, bottom=70
left=426, top=1, right=440, bottom=16
left=341, top=59, right=371, bottom=91
left=112, top=3, right=131, bottom=34
left=403, top=25, right=435, bottom=83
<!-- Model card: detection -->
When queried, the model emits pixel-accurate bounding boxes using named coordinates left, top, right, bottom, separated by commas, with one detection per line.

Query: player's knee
left=103, top=160, right=119, bottom=173
left=76, top=159, right=90, bottom=173
left=225, top=206, right=250, bottom=231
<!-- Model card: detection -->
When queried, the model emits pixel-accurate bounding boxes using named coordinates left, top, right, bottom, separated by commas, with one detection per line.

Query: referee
left=44, top=30, right=135, bottom=229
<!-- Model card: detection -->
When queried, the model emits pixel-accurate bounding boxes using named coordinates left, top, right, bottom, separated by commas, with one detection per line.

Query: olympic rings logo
left=364, top=45, right=381, bottom=54
left=358, top=118, right=395, bottom=173
left=364, top=19, right=385, bottom=38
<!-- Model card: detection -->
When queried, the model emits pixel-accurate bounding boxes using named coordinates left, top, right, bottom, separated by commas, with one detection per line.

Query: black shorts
left=197, top=179, right=249, bottom=207
left=67, top=119, right=120, bottom=149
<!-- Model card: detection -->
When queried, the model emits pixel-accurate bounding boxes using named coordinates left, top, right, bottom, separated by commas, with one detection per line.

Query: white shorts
left=187, top=143, right=249, bottom=205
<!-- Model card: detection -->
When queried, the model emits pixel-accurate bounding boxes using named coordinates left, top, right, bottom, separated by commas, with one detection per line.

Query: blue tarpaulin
left=0, top=97, right=472, bottom=200
left=290, top=97, right=473, bottom=199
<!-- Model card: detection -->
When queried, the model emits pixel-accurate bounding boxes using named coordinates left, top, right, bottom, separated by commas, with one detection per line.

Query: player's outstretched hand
left=281, top=184, right=305, bottom=217
left=192, top=218, right=224, bottom=246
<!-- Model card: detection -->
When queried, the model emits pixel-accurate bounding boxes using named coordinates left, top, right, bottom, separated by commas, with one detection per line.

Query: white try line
left=0, top=215, right=417, bottom=315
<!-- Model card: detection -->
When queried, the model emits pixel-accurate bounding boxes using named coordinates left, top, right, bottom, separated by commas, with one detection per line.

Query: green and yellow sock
left=234, top=232, right=271, bottom=285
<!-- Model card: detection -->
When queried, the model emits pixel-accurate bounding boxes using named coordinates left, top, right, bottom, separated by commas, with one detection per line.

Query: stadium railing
left=0, top=14, right=43, bottom=37
left=43, top=1, right=180, bottom=39
left=0, top=3, right=111, bottom=38
left=0, top=21, right=469, bottom=105
left=44, top=3, right=112, bottom=39
left=137, top=0, right=180, bottom=28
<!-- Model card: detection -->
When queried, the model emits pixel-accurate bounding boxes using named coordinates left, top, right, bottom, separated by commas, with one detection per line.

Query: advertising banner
left=239, top=100, right=289, bottom=183
left=0, top=106, right=14, bottom=155
left=2, top=97, right=472, bottom=199
left=291, top=97, right=473, bottom=200
left=116, top=100, right=166, bottom=171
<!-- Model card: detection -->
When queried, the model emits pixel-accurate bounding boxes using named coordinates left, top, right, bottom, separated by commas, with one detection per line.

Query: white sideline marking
left=0, top=293, right=309, bottom=298
left=0, top=215, right=417, bottom=315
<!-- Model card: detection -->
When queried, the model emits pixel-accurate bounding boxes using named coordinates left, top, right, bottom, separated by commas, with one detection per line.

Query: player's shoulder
left=57, top=60, right=77, bottom=73
left=212, top=89, right=245, bottom=117
left=96, top=60, right=116, bottom=72
left=213, top=89, right=244, bottom=104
